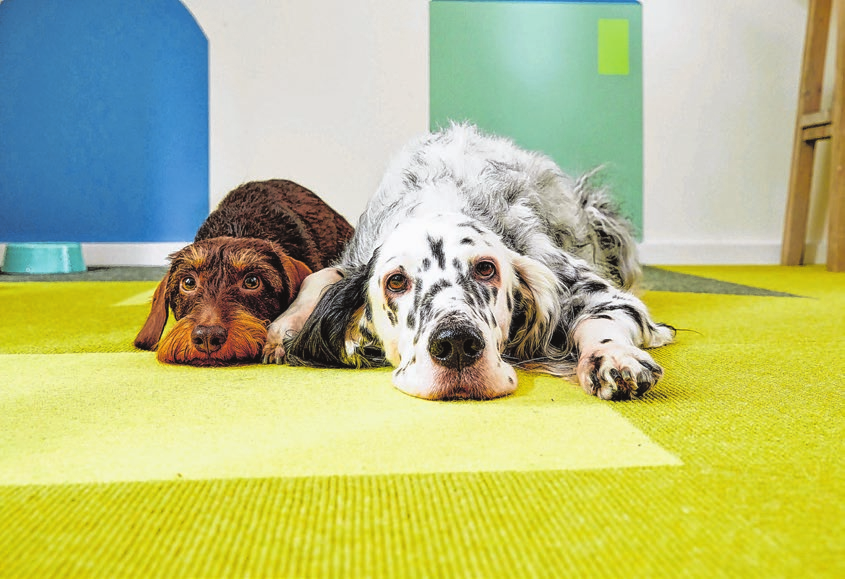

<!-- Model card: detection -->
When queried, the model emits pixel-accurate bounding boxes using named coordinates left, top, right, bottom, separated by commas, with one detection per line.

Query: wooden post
left=827, top=0, right=845, bottom=271
left=782, top=0, right=832, bottom=266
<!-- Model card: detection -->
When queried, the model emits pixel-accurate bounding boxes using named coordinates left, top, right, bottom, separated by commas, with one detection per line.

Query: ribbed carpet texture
left=0, top=266, right=843, bottom=577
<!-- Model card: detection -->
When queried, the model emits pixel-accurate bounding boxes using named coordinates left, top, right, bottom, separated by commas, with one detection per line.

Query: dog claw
left=261, top=343, right=286, bottom=365
left=576, top=344, right=663, bottom=401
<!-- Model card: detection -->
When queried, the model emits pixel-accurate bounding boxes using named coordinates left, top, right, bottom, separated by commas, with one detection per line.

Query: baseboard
left=0, top=242, right=188, bottom=268
left=638, top=241, right=784, bottom=266
left=1, top=241, right=827, bottom=268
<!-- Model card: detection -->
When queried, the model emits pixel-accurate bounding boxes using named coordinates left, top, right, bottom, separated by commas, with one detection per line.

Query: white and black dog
left=263, top=124, right=674, bottom=401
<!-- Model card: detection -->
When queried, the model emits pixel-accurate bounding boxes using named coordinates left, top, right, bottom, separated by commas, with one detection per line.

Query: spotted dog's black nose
left=191, top=325, right=228, bottom=354
left=428, top=325, right=484, bottom=370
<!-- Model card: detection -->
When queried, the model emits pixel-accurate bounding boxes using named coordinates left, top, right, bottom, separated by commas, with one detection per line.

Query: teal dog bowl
left=1, top=242, right=87, bottom=274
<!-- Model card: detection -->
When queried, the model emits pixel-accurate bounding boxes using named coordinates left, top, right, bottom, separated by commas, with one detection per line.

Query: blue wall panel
left=0, top=0, right=208, bottom=243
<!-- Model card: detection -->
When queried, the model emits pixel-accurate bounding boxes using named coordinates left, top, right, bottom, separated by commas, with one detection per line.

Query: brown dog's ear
left=134, top=273, right=171, bottom=351
left=278, top=254, right=313, bottom=302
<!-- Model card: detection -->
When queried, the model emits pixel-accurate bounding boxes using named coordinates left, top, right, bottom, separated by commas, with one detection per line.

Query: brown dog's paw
left=576, top=344, right=663, bottom=401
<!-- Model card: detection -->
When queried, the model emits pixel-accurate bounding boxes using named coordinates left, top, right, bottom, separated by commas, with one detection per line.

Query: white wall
left=81, top=0, right=823, bottom=266
left=182, top=0, right=429, bottom=223
left=639, top=0, right=815, bottom=264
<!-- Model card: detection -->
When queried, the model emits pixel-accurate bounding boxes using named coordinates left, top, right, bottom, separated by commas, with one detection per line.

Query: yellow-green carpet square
left=0, top=266, right=843, bottom=577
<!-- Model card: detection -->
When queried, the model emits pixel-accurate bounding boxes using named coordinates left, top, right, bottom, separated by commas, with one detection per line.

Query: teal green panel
left=430, top=2, right=643, bottom=236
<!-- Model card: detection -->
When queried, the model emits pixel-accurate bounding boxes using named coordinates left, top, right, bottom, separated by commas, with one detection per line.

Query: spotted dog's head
left=286, top=214, right=559, bottom=399
left=134, top=237, right=311, bottom=366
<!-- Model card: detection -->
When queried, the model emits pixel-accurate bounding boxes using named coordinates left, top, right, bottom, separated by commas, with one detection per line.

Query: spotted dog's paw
left=261, top=313, right=306, bottom=365
left=576, top=343, right=663, bottom=401
left=261, top=333, right=286, bottom=365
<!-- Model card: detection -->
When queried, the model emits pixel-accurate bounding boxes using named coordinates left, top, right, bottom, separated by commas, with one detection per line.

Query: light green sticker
left=598, top=18, right=629, bottom=75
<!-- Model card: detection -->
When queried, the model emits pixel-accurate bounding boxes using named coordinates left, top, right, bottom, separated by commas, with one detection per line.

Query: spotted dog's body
left=266, top=125, right=674, bottom=400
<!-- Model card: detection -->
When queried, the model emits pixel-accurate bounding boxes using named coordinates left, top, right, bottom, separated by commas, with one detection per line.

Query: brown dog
left=134, top=179, right=353, bottom=365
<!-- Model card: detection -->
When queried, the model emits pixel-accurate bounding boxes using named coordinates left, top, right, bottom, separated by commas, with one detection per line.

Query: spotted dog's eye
left=474, top=260, right=497, bottom=280
left=180, top=276, right=197, bottom=292
left=386, top=273, right=409, bottom=293
left=243, top=274, right=261, bottom=290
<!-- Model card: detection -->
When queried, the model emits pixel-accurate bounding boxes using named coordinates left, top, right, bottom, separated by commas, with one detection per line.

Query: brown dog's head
left=134, top=237, right=311, bottom=366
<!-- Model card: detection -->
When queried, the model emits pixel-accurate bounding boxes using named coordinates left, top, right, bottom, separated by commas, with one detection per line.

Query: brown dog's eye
left=386, top=273, right=408, bottom=293
left=180, top=276, right=197, bottom=292
left=243, top=274, right=261, bottom=290
left=474, top=260, right=496, bottom=280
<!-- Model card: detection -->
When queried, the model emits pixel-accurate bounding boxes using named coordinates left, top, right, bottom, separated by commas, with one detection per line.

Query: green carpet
left=1, top=266, right=843, bottom=577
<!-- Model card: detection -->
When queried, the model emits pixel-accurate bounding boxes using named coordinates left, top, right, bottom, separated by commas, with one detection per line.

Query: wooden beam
left=799, top=110, right=832, bottom=129
left=826, top=0, right=845, bottom=271
left=782, top=0, right=833, bottom=265
left=802, top=123, right=833, bottom=141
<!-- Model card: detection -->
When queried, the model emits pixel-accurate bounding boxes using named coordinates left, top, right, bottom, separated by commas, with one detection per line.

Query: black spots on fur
left=508, top=376, right=514, bottom=385
left=364, top=302, right=374, bottom=322
left=508, top=292, right=527, bottom=338
left=418, top=296, right=434, bottom=330
left=422, top=258, right=431, bottom=272
left=477, top=283, right=491, bottom=304
left=600, top=338, right=613, bottom=344
left=427, top=235, right=446, bottom=269
left=601, top=302, right=647, bottom=331
left=423, top=279, right=452, bottom=305
left=413, top=277, right=424, bottom=311
left=657, top=322, right=678, bottom=338
left=555, top=265, right=581, bottom=290
left=402, top=170, right=421, bottom=191
left=576, top=279, right=611, bottom=295
left=385, top=287, right=400, bottom=326
left=452, top=258, right=464, bottom=274
left=506, top=290, right=514, bottom=312
left=455, top=269, right=494, bottom=322
left=460, top=237, right=475, bottom=246
left=406, top=310, right=417, bottom=331
left=591, top=313, right=613, bottom=321
left=458, top=221, right=485, bottom=235
left=501, top=182, right=523, bottom=204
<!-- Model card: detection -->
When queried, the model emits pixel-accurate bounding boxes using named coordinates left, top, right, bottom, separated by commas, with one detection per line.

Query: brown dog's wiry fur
left=134, top=179, right=353, bottom=366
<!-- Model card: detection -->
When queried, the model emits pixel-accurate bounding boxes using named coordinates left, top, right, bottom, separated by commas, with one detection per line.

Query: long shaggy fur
left=284, top=125, right=674, bottom=400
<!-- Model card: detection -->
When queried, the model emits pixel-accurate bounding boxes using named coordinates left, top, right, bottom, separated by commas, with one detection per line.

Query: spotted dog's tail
left=572, top=170, right=641, bottom=291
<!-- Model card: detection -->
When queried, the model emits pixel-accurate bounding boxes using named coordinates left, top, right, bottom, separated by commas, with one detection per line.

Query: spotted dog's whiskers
left=278, top=124, right=674, bottom=401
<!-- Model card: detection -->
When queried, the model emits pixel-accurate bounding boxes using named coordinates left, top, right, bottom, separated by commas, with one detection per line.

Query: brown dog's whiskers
left=157, top=307, right=271, bottom=367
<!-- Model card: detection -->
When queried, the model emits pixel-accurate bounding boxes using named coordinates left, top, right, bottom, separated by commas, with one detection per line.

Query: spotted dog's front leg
left=262, top=267, right=343, bottom=364
left=573, top=317, right=670, bottom=401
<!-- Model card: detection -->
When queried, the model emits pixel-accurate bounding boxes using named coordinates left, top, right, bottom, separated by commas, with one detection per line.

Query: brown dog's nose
left=191, top=325, right=228, bottom=354
left=428, top=325, right=484, bottom=370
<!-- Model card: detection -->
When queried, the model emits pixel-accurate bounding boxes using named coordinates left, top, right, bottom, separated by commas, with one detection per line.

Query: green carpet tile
left=0, top=266, right=843, bottom=578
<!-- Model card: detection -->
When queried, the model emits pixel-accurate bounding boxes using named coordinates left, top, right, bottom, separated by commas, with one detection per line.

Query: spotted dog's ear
left=134, top=272, right=171, bottom=351
left=284, top=258, right=385, bottom=368
left=507, top=253, right=561, bottom=360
